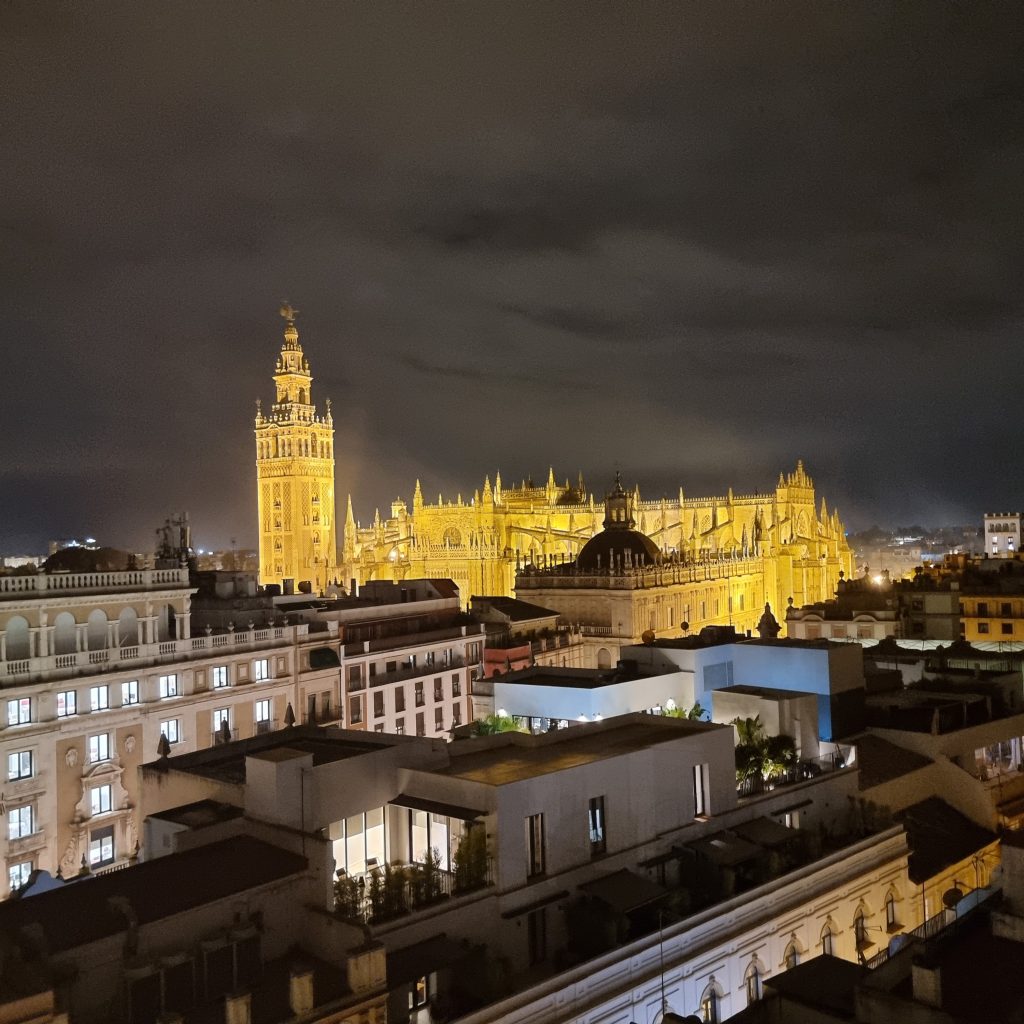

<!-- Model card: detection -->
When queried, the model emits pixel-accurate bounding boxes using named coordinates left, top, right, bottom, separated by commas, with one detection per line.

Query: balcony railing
left=0, top=567, right=191, bottom=596
left=303, top=708, right=340, bottom=725
left=737, top=752, right=850, bottom=798
left=368, top=656, right=466, bottom=688
left=0, top=624, right=308, bottom=683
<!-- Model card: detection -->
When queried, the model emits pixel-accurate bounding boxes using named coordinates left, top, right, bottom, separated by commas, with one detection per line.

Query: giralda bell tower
left=255, top=304, right=336, bottom=593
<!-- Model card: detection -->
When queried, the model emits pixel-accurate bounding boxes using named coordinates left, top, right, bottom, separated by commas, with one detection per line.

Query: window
left=7, top=750, right=32, bottom=781
left=784, top=942, right=799, bottom=970
left=374, top=723, right=384, bottom=733
left=159, top=674, right=178, bottom=698
left=1003, top=623, right=1014, bottom=635
left=1003, top=602, right=1013, bottom=616
left=8, top=804, right=33, bottom=840
left=373, top=691, right=385, bottom=718
left=415, top=682, right=425, bottom=707
left=588, top=796, right=606, bottom=855
left=434, top=707, right=444, bottom=731
left=395, top=687, right=406, bottom=713
left=416, top=712, right=425, bottom=736
left=978, top=602, right=989, bottom=617
left=254, top=659, right=270, bottom=682
left=89, top=825, right=115, bottom=867
left=8, top=862, right=32, bottom=892
left=255, top=699, right=271, bottom=723
left=526, top=813, right=545, bottom=878
left=693, top=762, right=709, bottom=817
left=452, top=675, right=461, bottom=698
left=744, top=962, right=762, bottom=1004
left=7, top=698, right=31, bottom=726
left=213, top=708, right=230, bottom=731
left=700, top=986, right=719, bottom=1024
left=978, top=622, right=990, bottom=634
left=57, top=690, right=77, bottom=717
left=349, top=695, right=362, bottom=724
left=395, top=718, right=405, bottom=735
left=212, top=666, right=229, bottom=688
left=121, top=680, right=139, bottom=705
left=452, top=703, right=462, bottom=726
left=885, top=892, right=898, bottom=930
left=433, top=677, right=444, bottom=702
left=160, top=719, right=181, bottom=745
left=854, top=909, right=869, bottom=949
left=90, top=784, right=112, bottom=816
left=821, top=923, right=834, bottom=956
left=87, top=685, right=109, bottom=712
left=527, top=908, right=547, bottom=965
left=347, top=665, right=363, bottom=691
left=88, top=733, right=110, bottom=763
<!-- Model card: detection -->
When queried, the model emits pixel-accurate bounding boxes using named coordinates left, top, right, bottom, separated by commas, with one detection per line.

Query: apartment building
left=0, top=569, right=485, bottom=897
left=124, top=713, right=947, bottom=1024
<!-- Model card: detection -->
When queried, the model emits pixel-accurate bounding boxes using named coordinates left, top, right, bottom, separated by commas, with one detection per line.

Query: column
left=29, top=627, right=40, bottom=658
left=75, top=624, right=86, bottom=652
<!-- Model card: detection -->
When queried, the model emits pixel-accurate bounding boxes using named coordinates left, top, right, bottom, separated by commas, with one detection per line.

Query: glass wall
left=333, top=807, right=386, bottom=875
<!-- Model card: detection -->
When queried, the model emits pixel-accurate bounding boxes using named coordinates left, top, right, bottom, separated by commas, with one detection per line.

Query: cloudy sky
left=1, top=2, right=1021, bottom=552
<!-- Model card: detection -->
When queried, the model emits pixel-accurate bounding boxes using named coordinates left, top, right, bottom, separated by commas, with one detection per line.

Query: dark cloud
left=0, top=2, right=1022, bottom=552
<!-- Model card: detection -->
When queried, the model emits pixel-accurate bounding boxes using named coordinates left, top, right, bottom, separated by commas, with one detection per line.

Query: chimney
left=911, top=960, right=942, bottom=1008
left=224, top=992, right=251, bottom=1024
left=289, top=966, right=315, bottom=1015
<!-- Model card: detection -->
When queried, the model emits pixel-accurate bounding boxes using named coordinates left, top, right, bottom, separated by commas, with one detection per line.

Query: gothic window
left=784, top=941, right=799, bottom=970
left=442, top=527, right=462, bottom=547
left=744, top=960, right=763, bottom=1004
left=821, top=922, right=834, bottom=956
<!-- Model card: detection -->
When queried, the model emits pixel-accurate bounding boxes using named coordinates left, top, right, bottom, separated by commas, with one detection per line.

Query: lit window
left=395, top=718, right=405, bottom=735
left=90, top=784, right=112, bottom=816
left=89, top=685, right=109, bottom=712
left=212, top=665, right=229, bottom=688
left=89, top=825, right=115, bottom=866
left=56, top=691, right=76, bottom=717
left=254, top=659, right=270, bottom=682
left=7, top=750, right=33, bottom=781
left=213, top=707, right=230, bottom=729
left=8, top=861, right=32, bottom=892
left=885, top=892, right=898, bottom=930
left=160, top=719, right=181, bottom=744
left=452, top=675, right=461, bottom=698
left=7, top=698, right=31, bottom=726
left=159, top=674, right=178, bottom=698
left=821, top=923, right=834, bottom=956
left=88, top=734, right=110, bottom=763
left=8, top=804, right=33, bottom=840
left=784, top=942, right=799, bottom=970
left=121, top=680, right=139, bottom=705
left=255, top=699, right=271, bottom=723
left=589, top=796, right=606, bottom=856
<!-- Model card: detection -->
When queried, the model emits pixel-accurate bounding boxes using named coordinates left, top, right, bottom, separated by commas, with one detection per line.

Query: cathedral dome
left=576, top=529, right=662, bottom=571
left=575, top=472, right=663, bottom=571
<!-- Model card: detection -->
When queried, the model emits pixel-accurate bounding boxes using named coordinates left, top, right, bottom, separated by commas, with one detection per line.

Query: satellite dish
left=942, top=886, right=965, bottom=909
left=641, top=629, right=656, bottom=644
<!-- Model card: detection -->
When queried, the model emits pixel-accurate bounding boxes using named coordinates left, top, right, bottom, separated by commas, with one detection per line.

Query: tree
left=663, top=701, right=709, bottom=721
left=732, top=715, right=797, bottom=785
left=472, top=713, right=527, bottom=735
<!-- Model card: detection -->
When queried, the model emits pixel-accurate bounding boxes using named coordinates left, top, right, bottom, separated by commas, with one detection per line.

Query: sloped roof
left=899, top=797, right=997, bottom=884
left=855, top=733, right=933, bottom=789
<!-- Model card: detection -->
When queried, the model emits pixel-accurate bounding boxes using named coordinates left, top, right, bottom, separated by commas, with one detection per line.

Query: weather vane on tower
left=279, top=301, right=299, bottom=323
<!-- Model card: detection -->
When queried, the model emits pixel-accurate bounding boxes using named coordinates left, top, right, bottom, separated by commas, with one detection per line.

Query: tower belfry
left=255, top=305, right=336, bottom=593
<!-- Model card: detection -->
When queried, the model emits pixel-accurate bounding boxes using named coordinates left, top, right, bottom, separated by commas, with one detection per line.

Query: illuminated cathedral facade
left=256, top=320, right=853, bottom=634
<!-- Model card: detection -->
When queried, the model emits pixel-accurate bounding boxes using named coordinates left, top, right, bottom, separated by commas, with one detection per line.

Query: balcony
left=0, top=623, right=308, bottom=684
left=303, top=708, right=341, bottom=725
left=368, top=656, right=466, bottom=689
left=0, top=567, right=191, bottom=598
left=333, top=859, right=494, bottom=927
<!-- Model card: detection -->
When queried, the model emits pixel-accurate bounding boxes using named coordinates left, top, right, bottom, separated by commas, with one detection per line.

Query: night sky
left=2, top=3, right=1022, bottom=553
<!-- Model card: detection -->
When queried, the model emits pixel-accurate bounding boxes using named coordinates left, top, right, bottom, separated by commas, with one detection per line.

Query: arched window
left=885, top=890, right=898, bottom=930
left=821, top=922, right=834, bottom=957
left=854, top=907, right=868, bottom=949
left=699, top=979, right=722, bottom=1023
left=784, top=941, right=799, bottom=970
left=744, top=959, right=763, bottom=1004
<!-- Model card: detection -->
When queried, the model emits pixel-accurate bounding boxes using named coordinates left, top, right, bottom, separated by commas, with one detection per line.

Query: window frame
left=160, top=719, right=181, bottom=745
left=8, top=803, right=34, bottom=840
left=7, top=750, right=33, bottom=781
left=88, top=733, right=111, bottom=763
left=253, top=658, right=270, bottom=682
left=212, top=665, right=229, bottom=689
left=588, top=796, right=606, bottom=856
left=526, top=813, right=545, bottom=878
left=121, top=680, right=139, bottom=705
left=7, top=697, right=31, bottom=726
left=90, top=784, right=113, bottom=816
left=159, top=674, right=178, bottom=699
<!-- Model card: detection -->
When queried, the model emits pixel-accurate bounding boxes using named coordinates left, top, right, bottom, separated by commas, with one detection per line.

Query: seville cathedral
left=256, top=311, right=854, bottom=637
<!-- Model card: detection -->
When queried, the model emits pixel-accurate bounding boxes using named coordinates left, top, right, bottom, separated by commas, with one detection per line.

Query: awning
left=689, top=830, right=763, bottom=868
left=387, top=934, right=470, bottom=987
left=308, top=647, right=341, bottom=668
left=501, top=889, right=569, bottom=919
left=733, top=816, right=800, bottom=849
left=390, top=793, right=486, bottom=821
left=578, top=869, right=668, bottom=915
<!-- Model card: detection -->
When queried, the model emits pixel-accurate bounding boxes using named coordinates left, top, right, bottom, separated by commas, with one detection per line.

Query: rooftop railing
left=0, top=567, right=192, bottom=597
